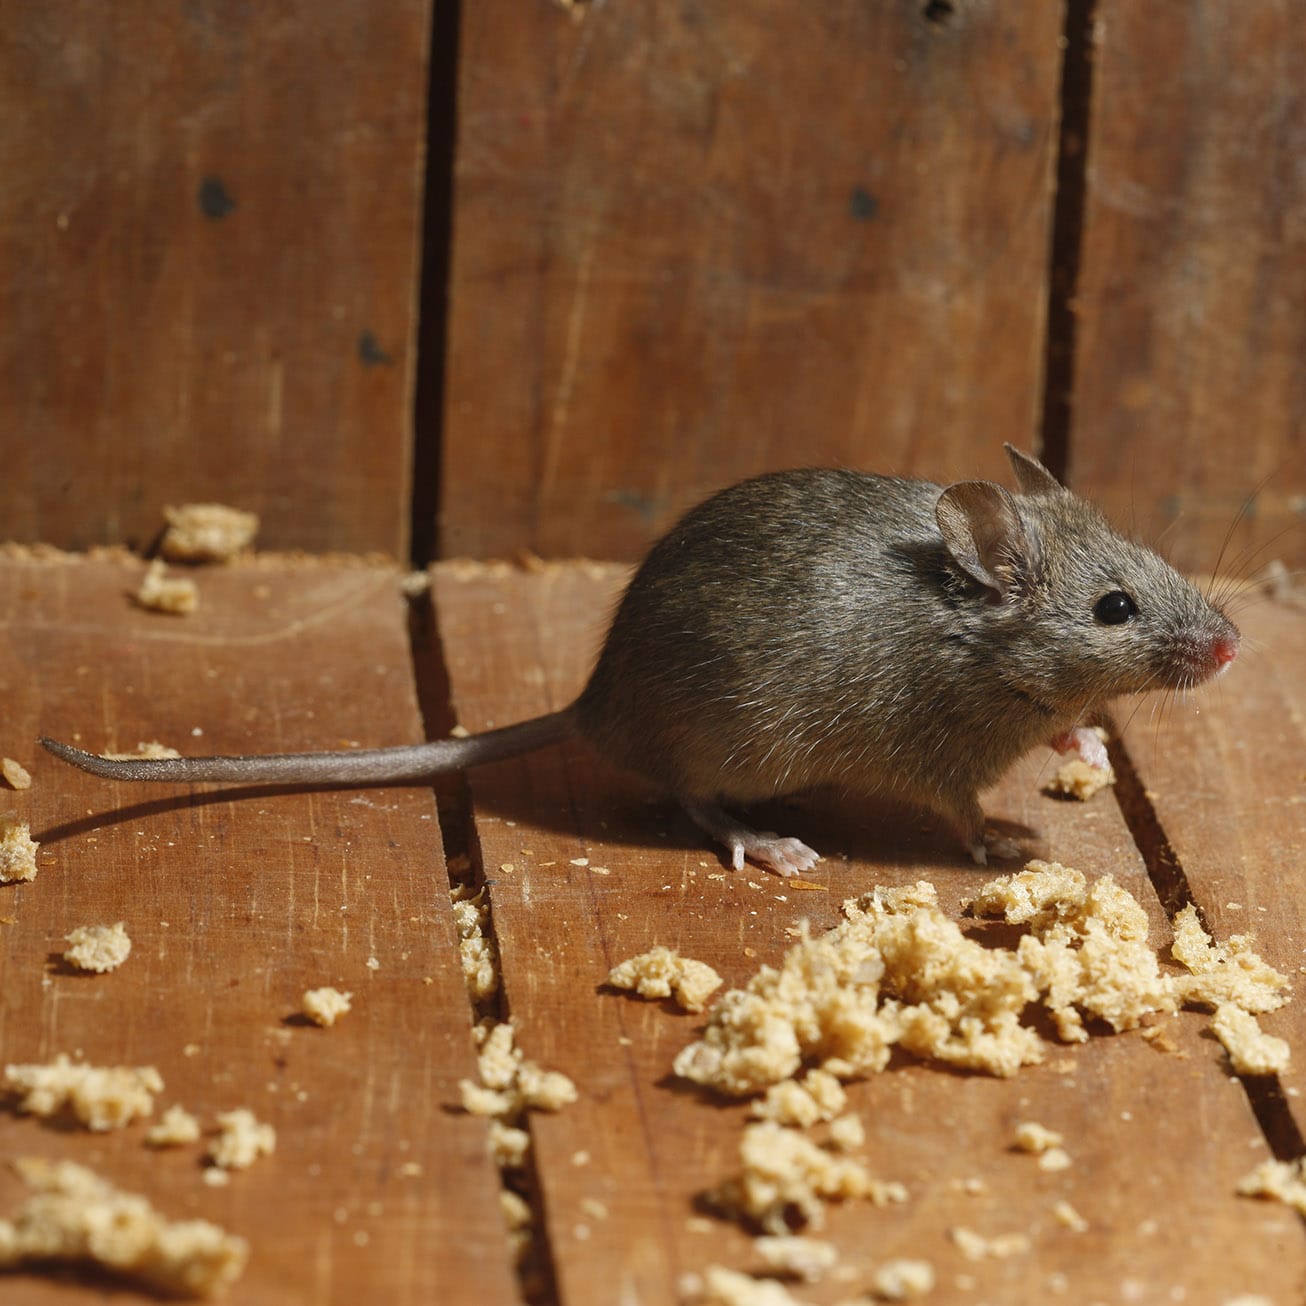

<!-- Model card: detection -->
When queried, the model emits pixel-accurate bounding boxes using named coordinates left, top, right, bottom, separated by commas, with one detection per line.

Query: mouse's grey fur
left=41, top=446, right=1239, bottom=876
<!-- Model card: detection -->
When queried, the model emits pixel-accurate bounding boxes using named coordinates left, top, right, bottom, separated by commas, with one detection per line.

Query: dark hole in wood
left=922, top=0, right=955, bottom=24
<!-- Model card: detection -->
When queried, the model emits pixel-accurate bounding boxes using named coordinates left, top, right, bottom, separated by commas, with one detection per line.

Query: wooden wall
left=438, top=0, right=1062, bottom=558
left=2, top=0, right=1303, bottom=573
left=1067, top=0, right=1306, bottom=575
left=0, top=0, right=432, bottom=557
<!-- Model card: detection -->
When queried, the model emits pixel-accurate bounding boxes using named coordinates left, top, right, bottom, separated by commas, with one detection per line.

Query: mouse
left=41, top=445, right=1239, bottom=877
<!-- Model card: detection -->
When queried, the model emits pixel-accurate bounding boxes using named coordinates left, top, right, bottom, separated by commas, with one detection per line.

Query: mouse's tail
left=38, top=709, right=578, bottom=786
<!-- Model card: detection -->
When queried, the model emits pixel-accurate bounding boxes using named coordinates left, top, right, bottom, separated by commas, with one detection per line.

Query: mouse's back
left=575, top=468, right=949, bottom=798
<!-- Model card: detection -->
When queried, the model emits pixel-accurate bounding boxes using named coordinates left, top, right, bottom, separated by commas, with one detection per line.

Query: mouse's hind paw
left=680, top=797, right=820, bottom=879
left=977, top=831, right=1023, bottom=863
left=732, top=832, right=821, bottom=878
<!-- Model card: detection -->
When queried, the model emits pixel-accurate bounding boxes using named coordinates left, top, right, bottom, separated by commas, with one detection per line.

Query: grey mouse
left=41, top=446, right=1239, bottom=876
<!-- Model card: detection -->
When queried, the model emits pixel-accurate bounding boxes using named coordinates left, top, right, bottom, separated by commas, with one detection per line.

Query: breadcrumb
left=1043, top=757, right=1115, bottom=801
left=207, top=1109, right=275, bottom=1170
left=467, top=1023, right=569, bottom=1300
left=852, top=881, right=1045, bottom=1075
left=826, top=1113, right=865, bottom=1153
left=451, top=884, right=500, bottom=1003
left=400, top=570, right=431, bottom=599
left=1013, top=1120, right=1063, bottom=1153
left=161, top=503, right=259, bottom=563
left=135, top=560, right=199, bottom=614
left=146, top=1104, right=202, bottom=1148
left=607, top=947, right=723, bottom=1013
left=2, top=758, right=31, bottom=790
left=974, top=863, right=1176, bottom=1043
left=673, top=912, right=892, bottom=1094
left=458, top=1021, right=577, bottom=1170
left=1012, top=1120, right=1072, bottom=1170
left=63, top=921, right=132, bottom=973
left=1171, top=905, right=1290, bottom=1014
left=0, top=1157, right=247, bottom=1297
left=1237, top=1157, right=1306, bottom=1215
left=481, top=1023, right=567, bottom=1099
left=3, top=1054, right=162, bottom=1130
left=711, top=1122, right=883, bottom=1234
left=301, top=987, right=352, bottom=1028
left=1211, top=1004, right=1290, bottom=1076
left=1053, top=1200, right=1089, bottom=1233
left=752, top=1234, right=838, bottom=1282
left=868, top=1179, right=910, bottom=1206
left=500, top=1187, right=532, bottom=1230
left=749, top=1071, right=846, bottom=1127
left=1139, top=1023, right=1180, bottom=1054
left=676, top=878, right=1045, bottom=1095
left=692, top=1264, right=812, bottom=1306
left=948, top=1226, right=1031, bottom=1261
left=516, top=1059, right=577, bottom=1112
left=460, top=1081, right=514, bottom=1118
left=500, top=1187, right=533, bottom=1260
left=488, top=1121, right=531, bottom=1170
left=0, top=816, right=39, bottom=883
left=871, top=1258, right=936, bottom=1301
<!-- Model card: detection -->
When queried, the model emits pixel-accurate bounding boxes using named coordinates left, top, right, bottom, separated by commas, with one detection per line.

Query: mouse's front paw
left=1050, top=726, right=1110, bottom=771
left=730, top=832, right=821, bottom=879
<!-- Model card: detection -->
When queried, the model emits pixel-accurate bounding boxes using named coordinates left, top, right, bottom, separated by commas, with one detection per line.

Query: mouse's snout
left=1162, top=611, right=1240, bottom=689
left=1192, top=616, right=1240, bottom=683
left=1211, top=632, right=1239, bottom=671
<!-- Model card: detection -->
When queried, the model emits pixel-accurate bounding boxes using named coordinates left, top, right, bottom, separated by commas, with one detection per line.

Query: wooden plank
left=0, top=555, right=519, bottom=1304
left=0, top=1, right=431, bottom=558
left=434, top=561, right=1306, bottom=1305
left=1068, top=0, right=1306, bottom=573
left=1119, top=591, right=1306, bottom=1105
left=440, top=1, right=1063, bottom=560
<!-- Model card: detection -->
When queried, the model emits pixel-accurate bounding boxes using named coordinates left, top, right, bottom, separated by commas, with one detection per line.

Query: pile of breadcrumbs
left=656, top=860, right=1290, bottom=1304
left=676, top=862, right=1288, bottom=1096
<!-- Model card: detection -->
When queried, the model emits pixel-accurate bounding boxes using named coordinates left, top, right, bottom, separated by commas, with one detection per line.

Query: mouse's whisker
left=1205, top=486, right=1260, bottom=599
left=1212, top=522, right=1301, bottom=606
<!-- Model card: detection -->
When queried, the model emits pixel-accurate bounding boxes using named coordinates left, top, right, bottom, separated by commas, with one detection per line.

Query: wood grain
left=0, top=1, right=431, bottom=558
left=434, top=561, right=1306, bottom=1306
left=1068, top=0, right=1306, bottom=573
left=440, top=0, right=1063, bottom=560
left=0, top=556, right=519, bottom=1304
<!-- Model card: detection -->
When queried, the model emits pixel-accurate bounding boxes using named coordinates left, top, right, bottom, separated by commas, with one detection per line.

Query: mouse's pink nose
left=1212, top=634, right=1239, bottom=668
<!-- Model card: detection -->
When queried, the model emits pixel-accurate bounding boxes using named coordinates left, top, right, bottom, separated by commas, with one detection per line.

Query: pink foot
left=680, top=799, right=821, bottom=878
left=1050, top=726, right=1109, bottom=771
left=969, top=832, right=1023, bottom=866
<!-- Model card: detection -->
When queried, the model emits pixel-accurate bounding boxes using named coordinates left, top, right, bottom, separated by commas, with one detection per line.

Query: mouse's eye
left=1094, top=590, right=1137, bottom=625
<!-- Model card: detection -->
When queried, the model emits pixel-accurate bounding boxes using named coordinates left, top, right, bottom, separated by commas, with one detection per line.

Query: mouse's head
left=935, top=445, right=1239, bottom=713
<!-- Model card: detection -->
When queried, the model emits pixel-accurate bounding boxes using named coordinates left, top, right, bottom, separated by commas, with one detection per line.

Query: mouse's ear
left=936, top=480, right=1030, bottom=596
left=1003, top=444, right=1063, bottom=496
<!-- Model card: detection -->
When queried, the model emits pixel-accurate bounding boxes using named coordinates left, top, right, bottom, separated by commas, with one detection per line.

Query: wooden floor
left=1, top=550, right=1304, bottom=1304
